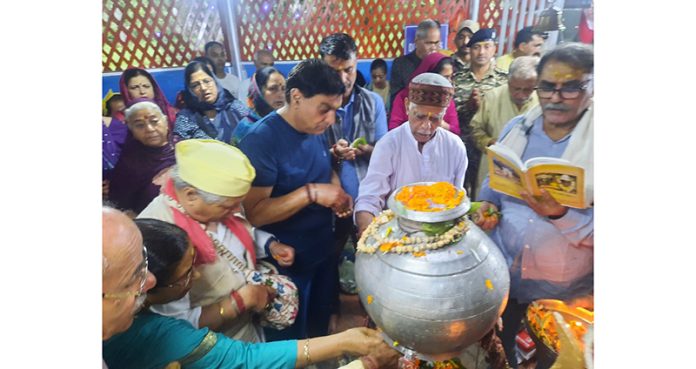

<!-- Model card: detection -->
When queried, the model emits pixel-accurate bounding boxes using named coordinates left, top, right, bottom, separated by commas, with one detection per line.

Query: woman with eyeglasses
left=387, top=52, right=460, bottom=135
left=231, top=66, right=286, bottom=145
left=102, top=218, right=400, bottom=369
left=137, top=139, right=297, bottom=345
left=174, top=56, right=219, bottom=110
left=173, top=61, right=252, bottom=144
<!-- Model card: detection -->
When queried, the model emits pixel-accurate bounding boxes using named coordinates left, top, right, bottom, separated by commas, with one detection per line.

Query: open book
left=486, top=143, right=586, bottom=209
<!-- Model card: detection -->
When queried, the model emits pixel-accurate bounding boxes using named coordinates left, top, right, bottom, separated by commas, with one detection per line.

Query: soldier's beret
left=466, top=28, right=497, bottom=47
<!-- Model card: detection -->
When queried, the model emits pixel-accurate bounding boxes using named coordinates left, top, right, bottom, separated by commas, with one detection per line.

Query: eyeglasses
left=536, top=80, right=592, bottom=100
left=163, top=249, right=197, bottom=289
left=103, top=246, right=149, bottom=300
left=409, top=109, right=445, bottom=125
left=509, top=86, right=536, bottom=95
left=190, top=78, right=215, bottom=92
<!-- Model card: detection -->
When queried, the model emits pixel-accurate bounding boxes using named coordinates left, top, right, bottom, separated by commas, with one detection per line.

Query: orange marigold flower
left=379, top=242, right=399, bottom=252
left=396, top=182, right=464, bottom=212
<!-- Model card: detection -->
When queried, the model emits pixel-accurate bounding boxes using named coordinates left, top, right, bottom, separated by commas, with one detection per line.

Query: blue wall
left=102, top=59, right=394, bottom=103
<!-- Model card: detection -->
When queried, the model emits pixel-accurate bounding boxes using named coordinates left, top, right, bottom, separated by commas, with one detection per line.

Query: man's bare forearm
left=246, top=188, right=311, bottom=227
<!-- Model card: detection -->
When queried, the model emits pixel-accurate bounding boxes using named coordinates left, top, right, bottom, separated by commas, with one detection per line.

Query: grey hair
left=170, top=165, right=230, bottom=204
left=537, top=42, right=593, bottom=75
left=509, top=56, right=539, bottom=81
left=123, top=101, right=164, bottom=124
left=415, top=19, right=440, bottom=39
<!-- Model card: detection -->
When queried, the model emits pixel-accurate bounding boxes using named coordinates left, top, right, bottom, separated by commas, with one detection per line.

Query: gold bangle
left=219, top=303, right=225, bottom=318
left=303, top=338, right=312, bottom=365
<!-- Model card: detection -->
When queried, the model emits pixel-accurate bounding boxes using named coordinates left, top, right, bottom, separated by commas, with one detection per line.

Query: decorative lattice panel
left=236, top=0, right=473, bottom=61
left=482, top=0, right=545, bottom=55
left=102, top=0, right=224, bottom=72
left=478, top=0, right=504, bottom=30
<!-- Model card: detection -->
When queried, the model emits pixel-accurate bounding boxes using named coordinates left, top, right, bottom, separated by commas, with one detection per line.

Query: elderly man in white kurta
left=354, top=73, right=468, bottom=235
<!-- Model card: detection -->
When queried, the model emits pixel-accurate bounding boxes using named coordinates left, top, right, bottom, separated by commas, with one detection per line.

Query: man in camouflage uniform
left=452, top=28, right=508, bottom=195
left=451, top=19, right=480, bottom=73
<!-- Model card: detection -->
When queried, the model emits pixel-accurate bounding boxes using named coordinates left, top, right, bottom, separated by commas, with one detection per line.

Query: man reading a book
left=354, top=72, right=468, bottom=236
left=473, top=43, right=594, bottom=368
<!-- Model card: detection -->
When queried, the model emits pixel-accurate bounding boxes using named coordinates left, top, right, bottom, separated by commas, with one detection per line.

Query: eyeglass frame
left=102, top=245, right=149, bottom=300
left=162, top=248, right=197, bottom=289
left=535, top=79, right=592, bottom=100
left=190, top=78, right=216, bottom=92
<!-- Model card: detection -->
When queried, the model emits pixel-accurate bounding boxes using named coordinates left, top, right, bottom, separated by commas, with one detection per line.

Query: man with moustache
left=451, top=19, right=480, bottom=72
left=354, top=73, right=468, bottom=235
left=238, top=59, right=353, bottom=341
left=318, top=33, right=388, bottom=259
left=470, top=56, right=540, bottom=198
left=473, top=43, right=594, bottom=368
left=495, top=26, right=546, bottom=72
left=452, top=28, right=508, bottom=196
left=102, top=207, right=157, bottom=367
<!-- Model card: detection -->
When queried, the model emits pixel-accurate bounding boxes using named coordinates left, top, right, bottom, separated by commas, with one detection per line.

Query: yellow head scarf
left=102, top=89, right=120, bottom=116
left=175, top=139, right=256, bottom=197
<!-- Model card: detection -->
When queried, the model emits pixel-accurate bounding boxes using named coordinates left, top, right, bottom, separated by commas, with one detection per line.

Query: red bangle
left=231, top=290, right=246, bottom=314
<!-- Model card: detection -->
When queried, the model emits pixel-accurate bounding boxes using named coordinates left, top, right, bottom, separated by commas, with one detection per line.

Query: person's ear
left=182, top=187, right=199, bottom=204
left=290, top=88, right=303, bottom=105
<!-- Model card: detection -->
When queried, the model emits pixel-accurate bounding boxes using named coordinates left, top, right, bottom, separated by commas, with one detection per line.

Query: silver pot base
left=380, top=331, right=466, bottom=362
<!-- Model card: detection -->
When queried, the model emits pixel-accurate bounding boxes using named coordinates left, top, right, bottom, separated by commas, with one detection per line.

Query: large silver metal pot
left=355, top=183, right=510, bottom=360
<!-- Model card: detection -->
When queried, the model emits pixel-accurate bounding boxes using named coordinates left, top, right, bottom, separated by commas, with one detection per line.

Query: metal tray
left=387, top=182, right=471, bottom=223
left=524, top=299, right=594, bottom=369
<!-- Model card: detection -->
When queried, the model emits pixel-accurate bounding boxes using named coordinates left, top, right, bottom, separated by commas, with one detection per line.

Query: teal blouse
left=103, top=312, right=297, bottom=369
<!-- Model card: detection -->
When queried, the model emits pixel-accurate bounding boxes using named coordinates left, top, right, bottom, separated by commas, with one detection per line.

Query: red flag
left=578, top=7, right=594, bottom=44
